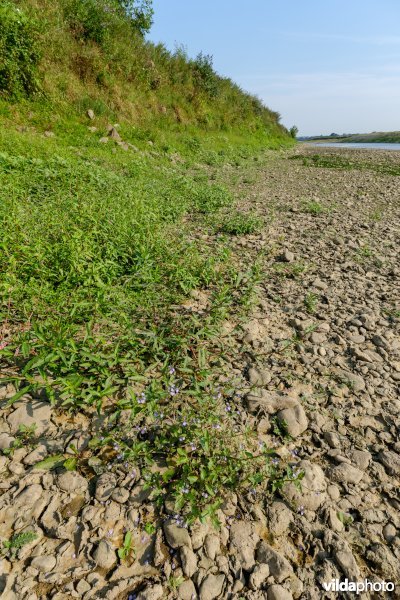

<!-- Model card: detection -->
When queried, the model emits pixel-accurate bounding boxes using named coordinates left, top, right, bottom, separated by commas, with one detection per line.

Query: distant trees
left=289, top=125, right=298, bottom=138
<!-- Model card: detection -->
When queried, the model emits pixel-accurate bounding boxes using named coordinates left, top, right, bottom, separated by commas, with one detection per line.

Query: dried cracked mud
left=1, top=145, right=399, bottom=599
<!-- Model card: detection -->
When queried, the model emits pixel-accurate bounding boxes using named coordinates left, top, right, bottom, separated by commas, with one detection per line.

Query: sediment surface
left=1, top=145, right=399, bottom=599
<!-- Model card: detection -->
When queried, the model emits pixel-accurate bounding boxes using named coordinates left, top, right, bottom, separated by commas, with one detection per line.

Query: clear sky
left=148, top=0, right=400, bottom=136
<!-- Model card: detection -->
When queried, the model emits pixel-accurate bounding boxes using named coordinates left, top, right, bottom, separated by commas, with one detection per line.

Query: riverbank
left=1, top=145, right=399, bottom=599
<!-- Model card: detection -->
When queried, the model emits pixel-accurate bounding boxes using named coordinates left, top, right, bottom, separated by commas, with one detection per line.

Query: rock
left=7, top=400, right=52, bottom=436
left=180, top=546, right=197, bottom=577
left=76, top=580, right=91, bottom=595
left=256, top=543, right=293, bottom=583
left=95, top=473, right=117, bottom=501
left=199, top=573, right=225, bottom=600
left=310, top=332, right=326, bottom=345
left=229, top=521, right=259, bottom=571
left=330, top=463, right=364, bottom=484
left=338, top=371, right=366, bottom=392
left=93, top=540, right=116, bottom=570
left=382, top=523, right=397, bottom=543
left=163, top=519, right=191, bottom=549
left=249, top=563, right=270, bottom=589
left=0, top=432, right=15, bottom=450
left=267, top=502, right=293, bottom=537
left=312, top=278, right=328, bottom=290
left=365, top=543, right=400, bottom=580
left=248, top=367, right=272, bottom=386
left=204, top=533, right=220, bottom=560
left=282, top=460, right=327, bottom=511
left=57, top=471, right=88, bottom=494
left=246, top=390, right=297, bottom=415
left=178, top=579, right=197, bottom=600
left=350, top=449, right=371, bottom=471
left=44, top=131, right=55, bottom=138
left=267, top=584, right=293, bottom=600
left=277, top=250, right=295, bottom=263
left=129, top=482, right=151, bottom=506
left=334, top=549, right=361, bottom=580
left=242, top=320, right=264, bottom=345
left=31, top=555, right=56, bottom=573
left=99, top=137, right=109, bottom=143
left=328, top=508, right=344, bottom=532
left=107, top=126, right=121, bottom=140
left=378, top=450, right=400, bottom=475
left=137, top=584, right=164, bottom=600
left=111, top=487, right=129, bottom=504
left=87, top=109, right=95, bottom=119
left=277, top=404, right=308, bottom=438
left=324, top=432, right=341, bottom=448
left=23, top=444, right=48, bottom=466
left=14, top=484, right=44, bottom=509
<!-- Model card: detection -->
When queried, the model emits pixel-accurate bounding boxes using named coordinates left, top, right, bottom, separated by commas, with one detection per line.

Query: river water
left=305, top=142, right=400, bottom=151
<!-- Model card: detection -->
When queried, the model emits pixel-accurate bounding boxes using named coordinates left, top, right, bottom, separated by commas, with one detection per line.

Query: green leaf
left=6, top=386, right=31, bottom=407
left=33, top=454, right=65, bottom=470
left=63, top=457, right=78, bottom=471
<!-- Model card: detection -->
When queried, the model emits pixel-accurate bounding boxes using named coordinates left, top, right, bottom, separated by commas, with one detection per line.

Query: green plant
left=167, top=576, right=185, bottom=591
left=304, top=292, right=318, bottom=314
left=2, top=531, right=37, bottom=559
left=273, top=261, right=308, bottom=279
left=118, top=531, right=134, bottom=561
left=271, top=417, right=292, bottom=441
left=0, top=2, right=41, bottom=98
left=117, top=0, right=153, bottom=34
left=192, top=52, right=219, bottom=98
left=143, top=522, right=156, bottom=535
left=1, top=424, right=37, bottom=457
left=217, top=212, right=262, bottom=235
left=96, top=378, right=301, bottom=526
left=302, top=200, right=325, bottom=215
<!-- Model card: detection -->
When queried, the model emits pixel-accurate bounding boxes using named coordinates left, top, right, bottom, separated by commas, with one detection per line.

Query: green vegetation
left=301, top=199, right=326, bottom=215
left=216, top=211, right=263, bottom=235
left=292, top=153, right=400, bottom=177
left=304, top=130, right=400, bottom=144
left=1, top=531, right=38, bottom=559
left=118, top=531, right=134, bottom=562
left=304, top=292, right=318, bottom=314
left=0, top=2, right=41, bottom=98
left=0, top=0, right=294, bottom=521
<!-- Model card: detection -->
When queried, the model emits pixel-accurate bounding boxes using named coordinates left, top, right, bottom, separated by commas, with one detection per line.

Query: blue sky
left=148, top=0, right=400, bottom=135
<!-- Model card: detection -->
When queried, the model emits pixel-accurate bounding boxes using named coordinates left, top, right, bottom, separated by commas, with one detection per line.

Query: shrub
left=0, top=2, right=41, bottom=98
left=192, top=52, right=219, bottom=98
left=117, top=0, right=153, bottom=34
left=64, top=0, right=153, bottom=45
left=63, top=0, right=120, bottom=45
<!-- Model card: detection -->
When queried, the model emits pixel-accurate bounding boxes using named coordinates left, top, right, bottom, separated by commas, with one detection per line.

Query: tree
left=289, top=125, right=298, bottom=139
left=117, top=0, right=153, bottom=34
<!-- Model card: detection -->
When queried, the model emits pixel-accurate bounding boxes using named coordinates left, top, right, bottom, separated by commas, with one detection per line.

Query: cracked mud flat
left=1, top=146, right=399, bottom=599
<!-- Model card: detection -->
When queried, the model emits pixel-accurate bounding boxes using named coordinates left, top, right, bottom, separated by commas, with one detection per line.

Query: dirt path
left=1, top=146, right=399, bottom=599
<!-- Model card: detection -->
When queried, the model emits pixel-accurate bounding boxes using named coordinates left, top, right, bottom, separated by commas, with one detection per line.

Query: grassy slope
left=0, top=1, right=295, bottom=520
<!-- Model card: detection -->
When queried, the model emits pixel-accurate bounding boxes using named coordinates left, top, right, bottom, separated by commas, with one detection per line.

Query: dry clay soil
left=0, top=145, right=399, bottom=599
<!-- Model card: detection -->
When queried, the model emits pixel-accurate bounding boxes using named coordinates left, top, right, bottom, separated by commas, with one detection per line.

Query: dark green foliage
left=63, top=0, right=122, bottom=45
left=117, top=0, right=153, bottom=34
left=64, top=0, right=153, bottom=45
left=0, top=2, right=41, bottom=98
left=192, top=52, right=219, bottom=98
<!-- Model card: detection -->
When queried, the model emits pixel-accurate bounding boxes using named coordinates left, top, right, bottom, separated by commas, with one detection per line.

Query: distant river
left=305, top=142, right=400, bottom=151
